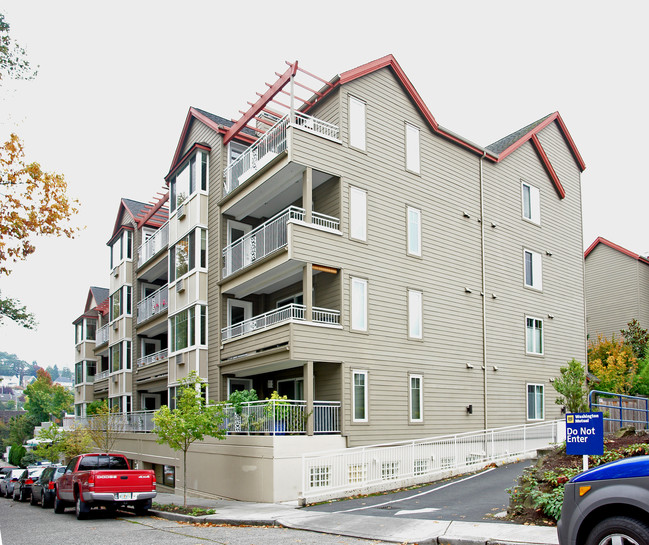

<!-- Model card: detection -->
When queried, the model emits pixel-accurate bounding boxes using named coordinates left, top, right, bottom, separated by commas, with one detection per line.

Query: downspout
left=479, top=152, right=488, bottom=431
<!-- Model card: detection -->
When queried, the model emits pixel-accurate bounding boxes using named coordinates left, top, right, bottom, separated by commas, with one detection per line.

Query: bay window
left=109, top=286, right=132, bottom=321
left=109, top=230, right=133, bottom=269
left=169, top=228, right=207, bottom=282
left=110, top=341, right=131, bottom=372
left=169, top=150, right=209, bottom=213
left=170, top=305, right=207, bottom=352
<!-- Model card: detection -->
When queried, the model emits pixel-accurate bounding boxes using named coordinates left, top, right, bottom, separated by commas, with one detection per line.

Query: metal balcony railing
left=96, top=324, right=109, bottom=346
left=95, top=369, right=109, bottom=381
left=223, top=113, right=340, bottom=195
left=221, top=303, right=340, bottom=341
left=138, top=222, right=169, bottom=268
left=76, top=400, right=341, bottom=436
left=222, top=206, right=340, bottom=278
left=136, top=285, right=168, bottom=324
left=136, top=348, right=168, bottom=368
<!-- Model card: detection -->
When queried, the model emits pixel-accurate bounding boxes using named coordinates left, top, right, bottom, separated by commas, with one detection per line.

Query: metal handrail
left=137, top=222, right=169, bottom=268
left=136, top=284, right=169, bottom=324
left=136, top=348, right=169, bottom=367
left=589, top=390, right=649, bottom=429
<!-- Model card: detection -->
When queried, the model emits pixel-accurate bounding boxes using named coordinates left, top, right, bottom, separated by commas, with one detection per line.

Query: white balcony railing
left=221, top=303, right=340, bottom=342
left=223, top=113, right=340, bottom=195
left=136, top=348, right=168, bottom=368
left=222, top=206, right=340, bottom=278
left=136, top=285, right=168, bottom=324
left=96, top=324, right=109, bottom=346
left=138, top=221, right=169, bottom=268
left=77, top=400, right=341, bottom=436
left=223, top=206, right=302, bottom=277
left=95, top=369, right=109, bottom=381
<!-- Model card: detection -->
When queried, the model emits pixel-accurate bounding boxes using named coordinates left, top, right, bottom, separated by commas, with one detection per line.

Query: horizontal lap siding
left=292, top=68, right=488, bottom=445
left=585, top=244, right=640, bottom=340
left=221, top=325, right=291, bottom=361
left=313, top=177, right=340, bottom=220
left=482, top=121, right=585, bottom=427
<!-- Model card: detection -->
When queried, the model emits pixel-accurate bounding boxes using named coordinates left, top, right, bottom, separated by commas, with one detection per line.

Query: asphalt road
left=0, top=496, right=389, bottom=545
left=305, top=459, right=532, bottom=522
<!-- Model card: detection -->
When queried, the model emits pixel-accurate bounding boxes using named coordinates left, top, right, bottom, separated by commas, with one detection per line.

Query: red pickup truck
left=54, top=453, right=156, bottom=519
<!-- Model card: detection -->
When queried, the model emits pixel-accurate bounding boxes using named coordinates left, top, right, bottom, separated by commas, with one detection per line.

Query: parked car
left=13, top=466, right=46, bottom=502
left=30, top=465, right=65, bottom=508
left=55, top=453, right=156, bottom=519
left=1, top=469, right=25, bottom=498
left=558, top=455, right=649, bottom=545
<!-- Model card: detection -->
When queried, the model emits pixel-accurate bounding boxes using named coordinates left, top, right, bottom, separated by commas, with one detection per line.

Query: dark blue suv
left=558, top=455, right=649, bottom=545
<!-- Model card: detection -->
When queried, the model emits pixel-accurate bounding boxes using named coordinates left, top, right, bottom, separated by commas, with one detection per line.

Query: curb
left=149, top=509, right=280, bottom=527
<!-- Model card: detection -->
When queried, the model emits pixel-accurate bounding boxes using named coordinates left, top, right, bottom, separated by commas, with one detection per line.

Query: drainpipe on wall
left=479, top=152, right=488, bottom=431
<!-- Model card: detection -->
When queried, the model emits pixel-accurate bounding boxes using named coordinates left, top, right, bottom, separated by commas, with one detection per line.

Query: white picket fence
left=301, top=419, right=565, bottom=501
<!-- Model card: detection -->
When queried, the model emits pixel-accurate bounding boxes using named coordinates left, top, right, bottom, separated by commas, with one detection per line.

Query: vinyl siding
left=585, top=243, right=647, bottom=341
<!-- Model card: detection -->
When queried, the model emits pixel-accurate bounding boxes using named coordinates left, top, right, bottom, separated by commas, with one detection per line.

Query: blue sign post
left=566, top=412, right=604, bottom=470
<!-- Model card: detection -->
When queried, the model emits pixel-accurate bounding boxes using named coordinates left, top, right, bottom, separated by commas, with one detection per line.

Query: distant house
left=0, top=375, right=20, bottom=388
left=584, top=237, right=649, bottom=341
left=54, top=376, right=73, bottom=390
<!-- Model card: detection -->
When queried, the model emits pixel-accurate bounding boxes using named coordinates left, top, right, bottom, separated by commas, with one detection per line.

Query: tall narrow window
left=410, top=374, right=423, bottom=422
left=405, top=123, right=420, bottom=173
left=110, top=289, right=121, bottom=321
left=527, top=384, right=544, bottom=420
left=351, top=277, right=368, bottom=332
left=350, top=186, right=367, bottom=241
left=349, top=96, right=366, bottom=151
left=408, top=289, right=423, bottom=339
left=352, top=370, right=368, bottom=422
left=201, top=152, right=208, bottom=191
left=125, top=231, right=132, bottom=259
left=526, top=317, right=543, bottom=355
left=522, top=182, right=540, bottom=224
left=407, top=207, right=421, bottom=256
left=524, top=250, right=543, bottom=290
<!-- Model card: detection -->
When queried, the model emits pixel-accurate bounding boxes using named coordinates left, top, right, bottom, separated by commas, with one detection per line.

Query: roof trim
left=584, top=237, right=649, bottom=265
left=495, top=112, right=585, bottom=172
left=531, top=134, right=566, bottom=199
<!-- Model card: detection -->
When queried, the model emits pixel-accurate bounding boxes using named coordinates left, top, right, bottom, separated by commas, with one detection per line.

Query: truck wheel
left=134, top=500, right=151, bottom=516
left=54, top=495, right=66, bottom=514
left=75, top=496, right=90, bottom=520
left=586, top=516, right=649, bottom=545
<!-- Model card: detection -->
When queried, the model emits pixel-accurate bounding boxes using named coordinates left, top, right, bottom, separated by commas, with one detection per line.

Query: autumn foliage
left=0, top=133, right=80, bottom=275
left=588, top=334, right=638, bottom=395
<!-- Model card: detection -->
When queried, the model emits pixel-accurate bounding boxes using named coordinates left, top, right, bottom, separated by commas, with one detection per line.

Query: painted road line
left=394, top=507, right=441, bottom=516
left=339, top=468, right=496, bottom=513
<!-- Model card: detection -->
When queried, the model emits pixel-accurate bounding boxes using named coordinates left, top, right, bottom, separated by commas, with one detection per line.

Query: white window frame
left=405, top=123, right=420, bottom=174
left=349, top=95, right=366, bottom=151
left=408, top=289, right=423, bottom=340
left=352, top=369, right=368, bottom=422
left=527, top=383, right=544, bottom=421
left=523, top=249, right=543, bottom=291
left=525, top=316, right=544, bottom=355
left=227, top=377, right=253, bottom=396
left=409, top=374, right=423, bottom=422
left=522, top=182, right=540, bottom=225
left=351, top=277, right=368, bottom=332
left=349, top=186, right=367, bottom=242
left=407, top=206, right=421, bottom=256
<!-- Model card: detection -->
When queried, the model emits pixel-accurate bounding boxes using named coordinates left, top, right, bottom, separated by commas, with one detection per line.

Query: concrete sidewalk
left=153, top=492, right=559, bottom=545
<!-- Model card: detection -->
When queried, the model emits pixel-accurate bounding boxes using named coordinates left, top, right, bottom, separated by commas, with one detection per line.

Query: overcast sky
left=1, top=1, right=648, bottom=370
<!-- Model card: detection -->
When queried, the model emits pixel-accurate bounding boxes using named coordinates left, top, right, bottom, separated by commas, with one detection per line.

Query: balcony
left=223, top=113, right=340, bottom=196
left=138, top=221, right=169, bottom=268
left=96, top=324, right=109, bottom=346
left=78, top=400, right=341, bottom=435
left=222, top=206, right=340, bottom=278
left=137, top=285, right=168, bottom=324
left=136, top=348, right=168, bottom=368
left=222, top=303, right=340, bottom=342
left=95, top=369, right=109, bottom=381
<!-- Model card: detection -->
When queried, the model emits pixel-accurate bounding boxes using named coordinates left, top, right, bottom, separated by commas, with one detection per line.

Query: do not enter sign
left=566, top=412, right=604, bottom=456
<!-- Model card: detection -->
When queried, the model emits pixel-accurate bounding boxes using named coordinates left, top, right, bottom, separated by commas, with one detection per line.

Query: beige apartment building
left=584, top=237, right=649, bottom=341
left=73, top=55, right=587, bottom=501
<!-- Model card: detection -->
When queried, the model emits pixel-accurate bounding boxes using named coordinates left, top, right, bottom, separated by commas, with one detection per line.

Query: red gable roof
left=584, top=237, right=649, bottom=265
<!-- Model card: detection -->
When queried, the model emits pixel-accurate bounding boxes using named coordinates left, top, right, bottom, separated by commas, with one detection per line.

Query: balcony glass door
left=227, top=220, right=253, bottom=273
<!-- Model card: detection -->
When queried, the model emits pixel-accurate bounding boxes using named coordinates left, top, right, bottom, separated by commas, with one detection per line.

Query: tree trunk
left=183, top=448, right=187, bottom=508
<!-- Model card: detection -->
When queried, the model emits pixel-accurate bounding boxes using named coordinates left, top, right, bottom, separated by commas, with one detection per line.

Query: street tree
left=23, top=368, right=73, bottom=423
left=33, top=423, right=92, bottom=463
left=153, top=372, right=226, bottom=507
left=83, top=400, right=120, bottom=452
left=552, top=359, right=589, bottom=413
